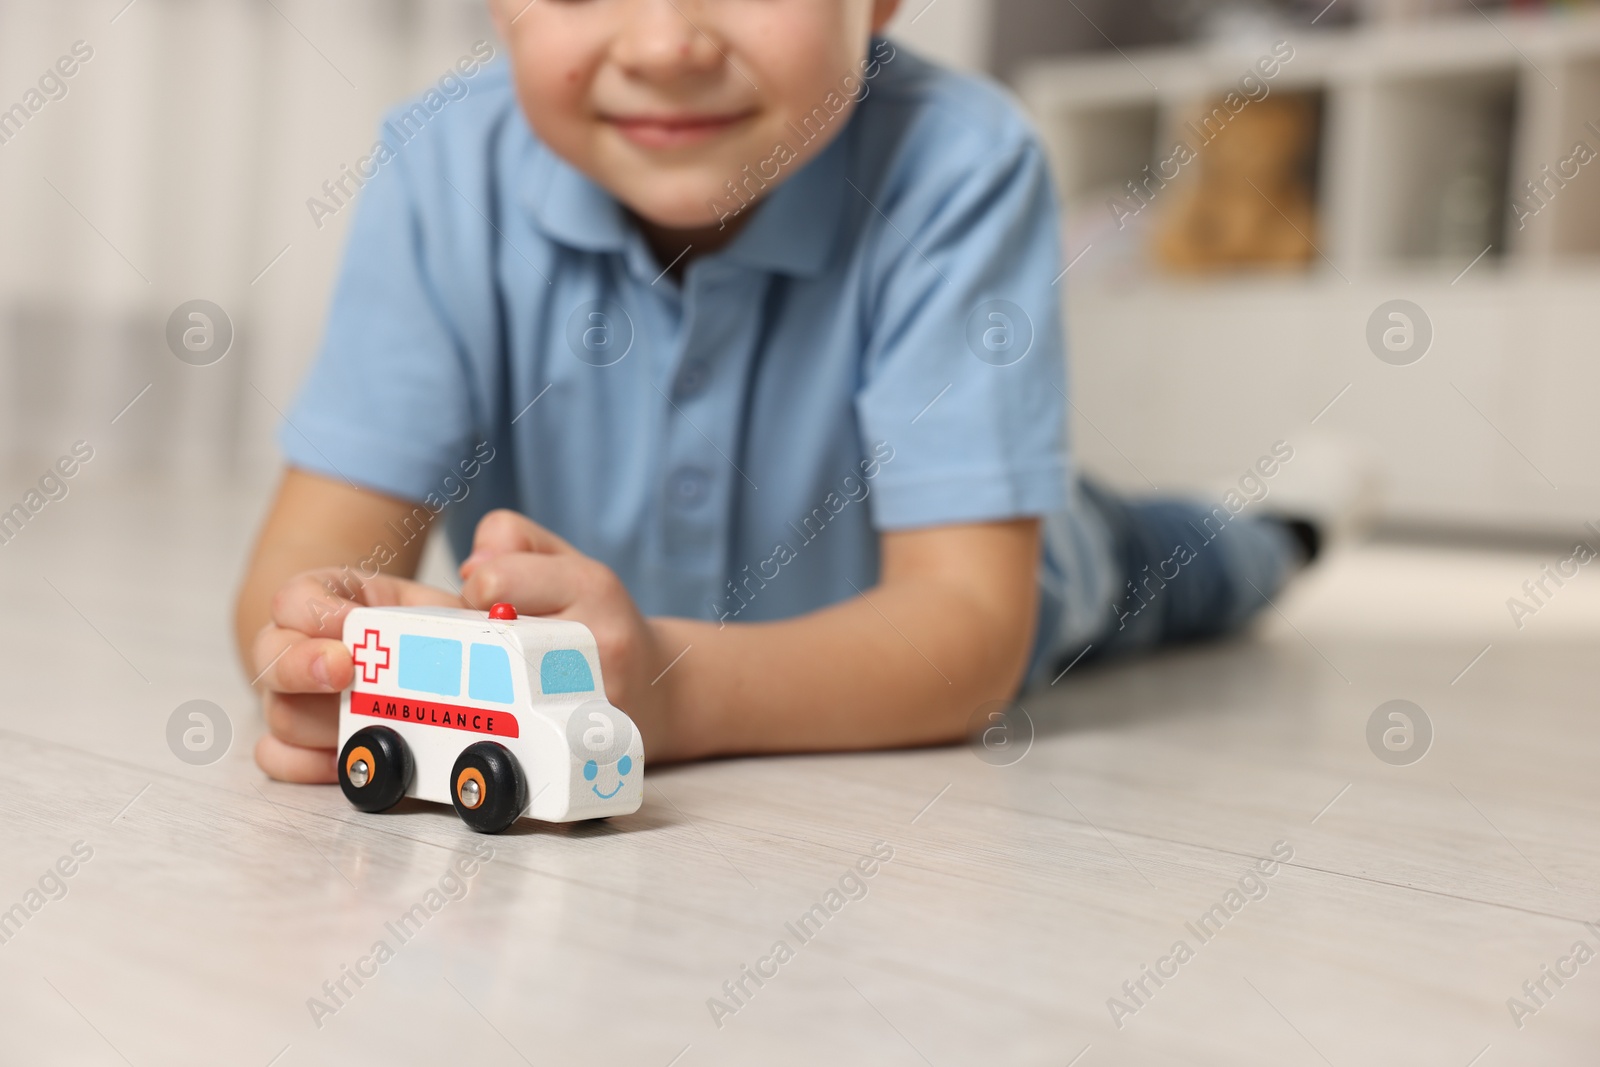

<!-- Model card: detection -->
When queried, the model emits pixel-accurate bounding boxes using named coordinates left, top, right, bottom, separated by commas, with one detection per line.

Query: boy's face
left=492, top=0, right=901, bottom=232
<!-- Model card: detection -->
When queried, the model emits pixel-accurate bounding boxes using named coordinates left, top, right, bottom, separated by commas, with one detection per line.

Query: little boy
left=236, top=0, right=1307, bottom=782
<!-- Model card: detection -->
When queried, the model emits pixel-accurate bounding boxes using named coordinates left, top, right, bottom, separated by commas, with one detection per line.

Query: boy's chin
left=607, top=174, right=763, bottom=236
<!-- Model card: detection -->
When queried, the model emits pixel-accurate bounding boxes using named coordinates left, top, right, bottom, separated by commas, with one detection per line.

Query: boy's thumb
left=461, top=509, right=575, bottom=577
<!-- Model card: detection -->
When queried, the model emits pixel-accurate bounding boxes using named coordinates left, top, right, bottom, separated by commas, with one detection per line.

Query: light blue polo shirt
left=281, top=43, right=1115, bottom=684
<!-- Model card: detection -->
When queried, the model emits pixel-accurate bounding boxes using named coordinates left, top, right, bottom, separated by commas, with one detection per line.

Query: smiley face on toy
left=583, top=753, right=634, bottom=799
left=566, top=699, right=637, bottom=803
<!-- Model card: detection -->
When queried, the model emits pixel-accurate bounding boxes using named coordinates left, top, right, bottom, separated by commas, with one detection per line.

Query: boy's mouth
left=603, top=110, right=755, bottom=150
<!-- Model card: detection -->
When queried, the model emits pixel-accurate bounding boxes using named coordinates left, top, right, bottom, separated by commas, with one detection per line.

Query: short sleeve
left=278, top=129, right=478, bottom=504
left=855, top=135, right=1070, bottom=531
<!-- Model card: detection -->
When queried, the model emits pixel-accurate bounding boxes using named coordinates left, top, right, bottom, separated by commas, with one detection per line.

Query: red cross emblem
left=351, top=629, right=391, bottom=684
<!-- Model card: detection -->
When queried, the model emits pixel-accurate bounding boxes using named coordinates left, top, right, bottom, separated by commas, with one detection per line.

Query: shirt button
left=670, top=467, right=711, bottom=509
left=674, top=359, right=711, bottom=399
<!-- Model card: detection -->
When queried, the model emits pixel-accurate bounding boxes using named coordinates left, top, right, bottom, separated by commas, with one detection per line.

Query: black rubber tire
left=450, top=741, right=528, bottom=834
left=338, top=726, right=413, bottom=813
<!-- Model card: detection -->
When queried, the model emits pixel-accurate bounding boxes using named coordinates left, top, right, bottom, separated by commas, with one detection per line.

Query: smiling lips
left=605, top=110, right=753, bottom=149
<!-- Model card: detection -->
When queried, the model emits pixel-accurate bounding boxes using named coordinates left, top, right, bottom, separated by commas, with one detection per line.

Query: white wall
left=0, top=0, right=494, bottom=483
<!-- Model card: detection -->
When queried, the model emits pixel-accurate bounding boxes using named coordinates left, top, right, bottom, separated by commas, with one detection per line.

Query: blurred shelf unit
left=1015, top=10, right=1600, bottom=535
left=1016, top=9, right=1600, bottom=279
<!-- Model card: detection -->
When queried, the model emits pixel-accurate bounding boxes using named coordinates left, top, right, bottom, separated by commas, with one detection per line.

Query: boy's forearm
left=653, top=577, right=1037, bottom=760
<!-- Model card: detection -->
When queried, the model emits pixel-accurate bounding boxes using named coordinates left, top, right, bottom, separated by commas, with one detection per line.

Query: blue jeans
left=1057, top=481, right=1300, bottom=670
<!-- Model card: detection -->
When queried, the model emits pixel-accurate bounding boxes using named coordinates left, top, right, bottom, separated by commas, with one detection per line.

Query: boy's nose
left=611, top=0, right=726, bottom=82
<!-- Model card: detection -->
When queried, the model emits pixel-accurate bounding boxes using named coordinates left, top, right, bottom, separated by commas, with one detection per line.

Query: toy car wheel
left=338, top=726, right=413, bottom=813
left=451, top=742, right=528, bottom=834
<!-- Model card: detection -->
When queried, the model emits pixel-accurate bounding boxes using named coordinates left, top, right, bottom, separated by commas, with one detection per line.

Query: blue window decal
left=540, top=650, right=594, bottom=695
left=468, top=643, right=514, bottom=704
left=398, top=636, right=461, bottom=697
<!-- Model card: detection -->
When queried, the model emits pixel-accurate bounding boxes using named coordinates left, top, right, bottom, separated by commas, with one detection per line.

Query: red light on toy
left=488, top=602, right=518, bottom=621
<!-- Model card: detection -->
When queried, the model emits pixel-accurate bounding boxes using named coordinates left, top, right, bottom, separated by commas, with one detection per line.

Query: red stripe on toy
left=350, top=692, right=519, bottom=739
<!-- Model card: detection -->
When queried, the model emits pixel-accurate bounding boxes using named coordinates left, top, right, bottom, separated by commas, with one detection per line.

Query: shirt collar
left=524, top=146, right=632, bottom=255
left=523, top=122, right=850, bottom=279
left=717, top=131, right=847, bottom=279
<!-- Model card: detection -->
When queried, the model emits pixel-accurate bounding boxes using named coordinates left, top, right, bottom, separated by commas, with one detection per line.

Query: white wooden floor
left=1, top=476, right=1598, bottom=1066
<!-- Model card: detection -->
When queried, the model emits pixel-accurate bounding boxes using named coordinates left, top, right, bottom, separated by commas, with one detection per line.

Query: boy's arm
left=235, top=469, right=460, bottom=781
left=461, top=512, right=1041, bottom=762
left=657, top=519, right=1041, bottom=759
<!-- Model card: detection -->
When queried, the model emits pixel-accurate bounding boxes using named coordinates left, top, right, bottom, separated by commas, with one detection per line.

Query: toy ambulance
left=336, top=602, right=644, bottom=833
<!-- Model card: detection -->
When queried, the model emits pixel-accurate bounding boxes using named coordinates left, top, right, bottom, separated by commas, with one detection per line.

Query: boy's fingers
left=252, top=627, right=351, bottom=694
left=263, top=692, right=339, bottom=748
left=270, top=572, right=359, bottom=637
left=463, top=509, right=575, bottom=576
left=254, top=735, right=337, bottom=784
left=271, top=569, right=461, bottom=636
left=461, top=551, right=586, bottom=616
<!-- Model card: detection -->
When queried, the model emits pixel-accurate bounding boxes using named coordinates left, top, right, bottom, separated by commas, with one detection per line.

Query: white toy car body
left=335, top=603, right=643, bottom=831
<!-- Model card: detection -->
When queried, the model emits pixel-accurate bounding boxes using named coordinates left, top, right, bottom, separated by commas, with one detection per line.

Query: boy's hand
left=251, top=570, right=462, bottom=783
left=459, top=510, right=683, bottom=759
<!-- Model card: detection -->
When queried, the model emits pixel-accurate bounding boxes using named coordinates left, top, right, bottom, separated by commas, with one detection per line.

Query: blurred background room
left=3, top=0, right=1600, bottom=689
left=4, top=0, right=1600, bottom=533
left=4, top=6, right=1600, bottom=1063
